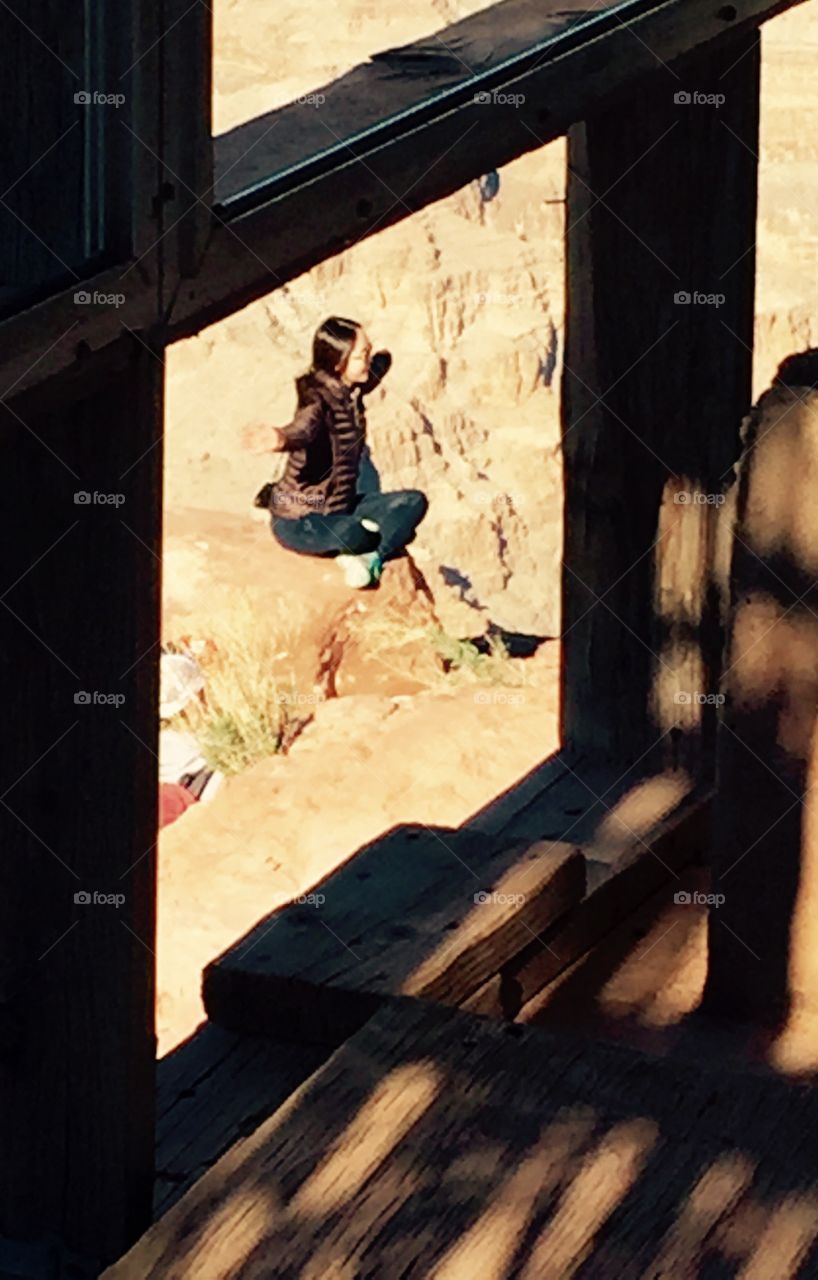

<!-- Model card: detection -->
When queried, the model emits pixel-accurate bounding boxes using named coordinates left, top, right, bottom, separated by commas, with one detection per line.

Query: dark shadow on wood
left=107, top=998, right=818, bottom=1278
left=561, top=27, right=760, bottom=775
left=703, top=349, right=818, bottom=1032
left=201, top=744, right=711, bottom=1046
left=154, top=1023, right=329, bottom=1216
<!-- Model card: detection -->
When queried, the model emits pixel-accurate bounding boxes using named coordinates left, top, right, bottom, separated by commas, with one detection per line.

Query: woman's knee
left=272, top=514, right=320, bottom=554
left=402, top=489, right=429, bottom=522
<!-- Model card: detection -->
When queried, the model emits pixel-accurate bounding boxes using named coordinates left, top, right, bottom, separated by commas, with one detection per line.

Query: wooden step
left=203, top=820, right=586, bottom=1045
left=465, top=789, right=711, bottom=1021
left=203, top=753, right=706, bottom=1045
left=105, top=999, right=818, bottom=1279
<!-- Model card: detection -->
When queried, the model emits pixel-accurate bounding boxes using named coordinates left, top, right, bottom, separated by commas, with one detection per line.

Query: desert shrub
left=164, top=590, right=308, bottom=774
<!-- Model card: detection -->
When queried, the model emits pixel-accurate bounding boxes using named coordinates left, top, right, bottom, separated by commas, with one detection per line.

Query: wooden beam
left=0, top=0, right=802, bottom=394
left=0, top=336, right=162, bottom=1267
left=703, top=352, right=818, bottom=1029
left=203, top=756, right=708, bottom=1045
left=561, top=28, right=761, bottom=775
left=170, top=8, right=782, bottom=341
left=210, top=0, right=725, bottom=211
left=0, top=0, right=168, bottom=418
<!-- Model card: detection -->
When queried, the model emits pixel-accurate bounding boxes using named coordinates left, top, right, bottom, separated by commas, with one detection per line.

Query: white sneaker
left=336, top=553, right=374, bottom=588
left=336, top=550, right=382, bottom=588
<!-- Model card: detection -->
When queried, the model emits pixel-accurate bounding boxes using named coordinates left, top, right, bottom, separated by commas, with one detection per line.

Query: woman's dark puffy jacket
left=269, top=351, right=391, bottom=519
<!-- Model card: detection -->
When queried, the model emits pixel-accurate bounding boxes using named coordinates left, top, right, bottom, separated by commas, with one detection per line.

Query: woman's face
left=339, top=328, right=372, bottom=384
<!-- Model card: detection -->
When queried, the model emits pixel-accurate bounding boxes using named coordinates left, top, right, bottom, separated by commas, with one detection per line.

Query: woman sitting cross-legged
left=248, top=316, right=428, bottom=588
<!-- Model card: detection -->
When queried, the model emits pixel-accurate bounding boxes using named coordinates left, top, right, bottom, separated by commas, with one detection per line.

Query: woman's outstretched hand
left=241, top=424, right=287, bottom=453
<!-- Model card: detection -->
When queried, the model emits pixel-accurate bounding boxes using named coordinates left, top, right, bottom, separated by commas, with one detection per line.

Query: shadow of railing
left=136, top=993, right=818, bottom=1278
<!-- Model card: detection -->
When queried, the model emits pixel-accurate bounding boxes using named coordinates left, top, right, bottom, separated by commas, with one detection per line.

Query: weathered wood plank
left=465, top=747, right=580, bottom=838
left=155, top=1025, right=328, bottom=1216
left=1, top=2, right=101, bottom=315
left=704, top=352, right=818, bottom=1028
left=561, top=27, right=761, bottom=775
left=0, top=335, right=163, bottom=1266
left=204, top=753, right=709, bottom=1043
left=464, top=789, right=710, bottom=1021
left=103, top=999, right=818, bottom=1279
left=212, top=0, right=635, bottom=208
left=203, top=817, right=585, bottom=1044
left=0, top=5, right=798, bottom=398
left=166, top=8, right=786, bottom=343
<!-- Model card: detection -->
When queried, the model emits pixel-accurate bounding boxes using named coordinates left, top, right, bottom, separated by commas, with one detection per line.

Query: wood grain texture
left=0, top=336, right=163, bottom=1266
left=704, top=356, right=818, bottom=1026
left=465, top=789, right=710, bottom=1021
left=0, top=4, right=798, bottom=397
left=166, top=5, right=787, bottom=342
left=203, top=815, right=585, bottom=1045
left=561, top=29, right=761, bottom=776
left=201, top=754, right=584, bottom=1046
left=0, top=0, right=138, bottom=316
left=155, top=1025, right=328, bottom=1217
left=204, top=753, right=711, bottom=1043
left=104, top=999, right=818, bottom=1279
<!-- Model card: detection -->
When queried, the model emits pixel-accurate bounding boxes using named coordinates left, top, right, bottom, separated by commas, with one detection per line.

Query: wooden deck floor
left=154, top=1025, right=329, bottom=1217
left=125, top=758, right=752, bottom=1277
left=109, top=998, right=818, bottom=1279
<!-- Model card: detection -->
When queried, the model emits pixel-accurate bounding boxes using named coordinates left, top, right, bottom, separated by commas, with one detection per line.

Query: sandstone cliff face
left=165, top=0, right=818, bottom=637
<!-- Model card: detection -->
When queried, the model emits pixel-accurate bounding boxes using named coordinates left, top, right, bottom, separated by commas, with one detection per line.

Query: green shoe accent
left=367, top=551, right=383, bottom=583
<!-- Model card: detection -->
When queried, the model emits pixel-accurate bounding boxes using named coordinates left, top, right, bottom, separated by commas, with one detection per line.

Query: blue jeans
left=271, top=489, right=428, bottom=562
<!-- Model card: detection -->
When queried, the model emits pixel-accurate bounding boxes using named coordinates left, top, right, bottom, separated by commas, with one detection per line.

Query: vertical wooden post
left=704, top=353, right=818, bottom=1029
left=158, top=0, right=214, bottom=287
left=561, top=29, right=760, bottom=776
left=0, top=338, right=162, bottom=1267
left=0, top=1, right=134, bottom=318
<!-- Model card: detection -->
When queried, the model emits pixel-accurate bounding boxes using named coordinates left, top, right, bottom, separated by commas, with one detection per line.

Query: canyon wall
left=165, top=0, right=818, bottom=637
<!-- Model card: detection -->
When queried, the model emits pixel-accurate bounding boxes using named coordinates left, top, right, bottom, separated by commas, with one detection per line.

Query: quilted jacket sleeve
left=277, top=393, right=324, bottom=450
